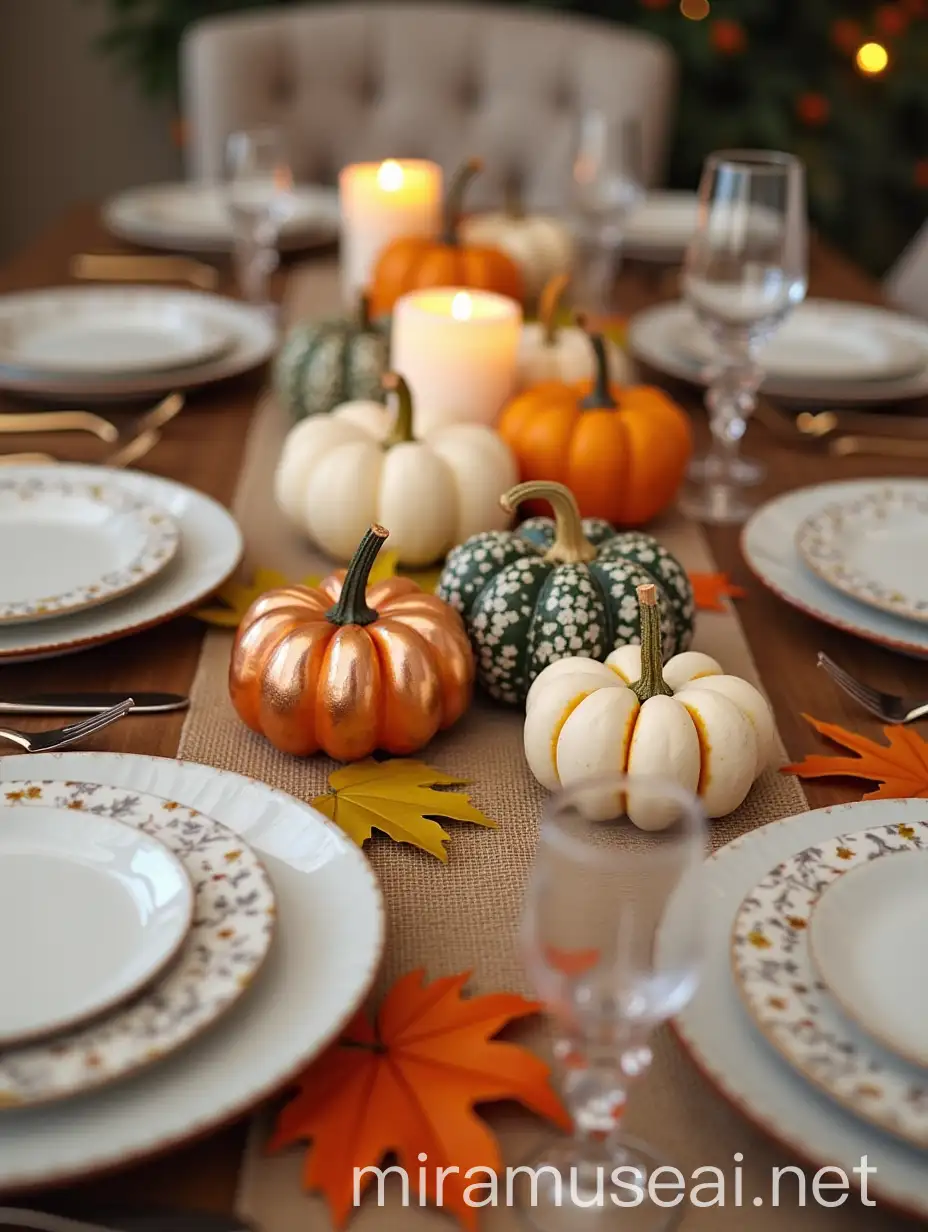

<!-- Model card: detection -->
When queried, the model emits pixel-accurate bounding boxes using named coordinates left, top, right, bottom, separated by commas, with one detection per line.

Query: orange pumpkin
left=368, top=158, right=524, bottom=317
left=229, top=525, right=474, bottom=761
left=497, top=318, right=693, bottom=526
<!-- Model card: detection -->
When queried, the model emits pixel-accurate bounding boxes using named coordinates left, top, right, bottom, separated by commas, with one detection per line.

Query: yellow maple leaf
left=194, top=553, right=442, bottom=628
left=311, top=758, right=496, bottom=862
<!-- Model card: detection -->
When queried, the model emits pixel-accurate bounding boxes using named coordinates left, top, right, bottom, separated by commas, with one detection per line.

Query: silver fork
left=817, top=654, right=928, bottom=724
left=0, top=698, right=134, bottom=752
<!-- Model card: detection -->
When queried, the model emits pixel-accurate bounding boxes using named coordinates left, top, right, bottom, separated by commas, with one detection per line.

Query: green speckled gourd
left=437, top=480, right=694, bottom=706
left=273, top=294, right=389, bottom=420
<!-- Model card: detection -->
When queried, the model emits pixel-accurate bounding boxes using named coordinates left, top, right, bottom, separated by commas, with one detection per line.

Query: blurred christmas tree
left=96, top=0, right=928, bottom=273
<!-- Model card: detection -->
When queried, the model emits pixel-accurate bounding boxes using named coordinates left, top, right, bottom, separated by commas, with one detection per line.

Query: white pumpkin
left=524, top=583, right=776, bottom=830
left=460, top=207, right=573, bottom=303
left=274, top=372, right=519, bottom=567
left=516, top=276, right=635, bottom=390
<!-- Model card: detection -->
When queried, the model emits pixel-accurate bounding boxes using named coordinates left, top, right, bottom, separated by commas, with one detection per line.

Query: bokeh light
left=856, top=41, right=890, bottom=74
left=681, top=0, right=711, bottom=18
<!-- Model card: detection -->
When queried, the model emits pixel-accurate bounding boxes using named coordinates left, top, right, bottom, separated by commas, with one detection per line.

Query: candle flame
left=451, top=292, right=473, bottom=321
left=377, top=160, right=404, bottom=191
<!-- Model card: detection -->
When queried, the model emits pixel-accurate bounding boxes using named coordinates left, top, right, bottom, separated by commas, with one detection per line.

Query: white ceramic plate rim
left=0, top=778, right=275, bottom=1105
left=661, top=797, right=928, bottom=1220
left=0, top=477, right=180, bottom=625
left=730, top=819, right=928, bottom=1149
left=103, top=182, right=339, bottom=254
left=0, top=464, right=242, bottom=662
left=0, top=750, right=384, bottom=1193
left=795, top=484, right=928, bottom=626
left=808, top=849, right=928, bottom=1070
left=0, top=290, right=276, bottom=401
left=0, top=805, right=194, bottom=1049
left=627, top=299, right=928, bottom=405
left=0, top=290, right=233, bottom=376
left=623, top=192, right=698, bottom=249
left=740, top=479, right=928, bottom=660
left=675, top=301, right=927, bottom=382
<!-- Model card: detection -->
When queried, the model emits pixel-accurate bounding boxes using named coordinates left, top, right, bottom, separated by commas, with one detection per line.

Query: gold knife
left=830, top=434, right=928, bottom=459
left=71, top=253, right=219, bottom=292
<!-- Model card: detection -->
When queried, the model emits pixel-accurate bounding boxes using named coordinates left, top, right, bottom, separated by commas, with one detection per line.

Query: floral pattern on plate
left=0, top=477, right=180, bottom=625
left=731, top=818, right=928, bottom=1148
left=796, top=484, right=928, bottom=626
left=0, top=780, right=275, bottom=1107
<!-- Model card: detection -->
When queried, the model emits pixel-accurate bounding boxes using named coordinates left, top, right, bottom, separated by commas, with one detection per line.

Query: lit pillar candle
left=390, top=288, right=522, bottom=433
left=338, top=159, right=442, bottom=306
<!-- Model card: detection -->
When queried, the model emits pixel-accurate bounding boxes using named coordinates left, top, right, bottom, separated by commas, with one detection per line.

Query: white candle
left=390, top=288, right=522, bottom=433
left=338, top=159, right=442, bottom=306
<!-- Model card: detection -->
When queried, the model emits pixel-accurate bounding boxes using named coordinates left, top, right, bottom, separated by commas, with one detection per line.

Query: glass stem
left=704, top=347, right=763, bottom=484
left=555, top=1037, right=631, bottom=1151
left=232, top=226, right=279, bottom=308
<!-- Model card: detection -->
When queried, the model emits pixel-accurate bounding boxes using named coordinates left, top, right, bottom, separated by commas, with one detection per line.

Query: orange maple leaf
left=688, top=571, right=747, bottom=612
left=782, top=713, right=928, bottom=799
left=268, top=970, right=570, bottom=1230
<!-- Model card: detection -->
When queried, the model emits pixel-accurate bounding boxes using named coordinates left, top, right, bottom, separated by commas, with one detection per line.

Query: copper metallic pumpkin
left=229, top=525, right=474, bottom=761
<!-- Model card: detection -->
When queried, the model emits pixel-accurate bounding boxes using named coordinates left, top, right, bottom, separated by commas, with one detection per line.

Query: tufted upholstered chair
left=180, top=3, right=677, bottom=208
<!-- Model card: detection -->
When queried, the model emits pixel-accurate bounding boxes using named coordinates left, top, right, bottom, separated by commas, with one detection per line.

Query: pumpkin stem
left=382, top=373, right=416, bottom=446
left=443, top=157, right=483, bottom=245
left=576, top=314, right=617, bottom=410
left=539, top=274, right=569, bottom=347
left=630, top=584, right=672, bottom=702
left=326, top=525, right=388, bottom=627
left=357, top=291, right=372, bottom=331
left=499, top=481, right=597, bottom=564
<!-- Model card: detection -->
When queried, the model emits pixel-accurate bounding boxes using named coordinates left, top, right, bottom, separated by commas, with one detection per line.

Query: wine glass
left=570, top=112, right=646, bottom=311
left=224, top=126, right=295, bottom=314
left=514, top=773, right=706, bottom=1232
left=681, top=150, right=808, bottom=524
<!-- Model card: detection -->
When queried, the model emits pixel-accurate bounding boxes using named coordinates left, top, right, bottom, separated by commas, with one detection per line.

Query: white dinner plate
left=675, top=300, right=927, bottom=383
left=660, top=797, right=928, bottom=1220
left=0, top=751, right=383, bottom=1192
left=627, top=299, right=928, bottom=406
left=0, top=289, right=232, bottom=376
left=0, top=465, right=241, bottom=662
left=0, top=476, right=179, bottom=626
left=796, top=482, right=928, bottom=626
left=732, top=820, right=928, bottom=1149
left=0, top=805, right=192, bottom=1049
left=741, top=480, right=928, bottom=660
left=0, top=291, right=276, bottom=403
left=103, top=182, right=340, bottom=254
left=809, top=848, right=928, bottom=1071
left=0, top=779, right=275, bottom=1107
left=623, top=192, right=698, bottom=259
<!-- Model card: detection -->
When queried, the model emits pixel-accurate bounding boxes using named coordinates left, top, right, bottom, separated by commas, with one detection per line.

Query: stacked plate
left=627, top=298, right=928, bottom=406
left=103, top=182, right=340, bottom=254
left=0, top=750, right=383, bottom=1190
left=742, top=478, right=928, bottom=659
left=622, top=191, right=700, bottom=262
left=0, top=463, right=242, bottom=662
left=661, top=795, right=928, bottom=1218
left=0, top=286, right=277, bottom=402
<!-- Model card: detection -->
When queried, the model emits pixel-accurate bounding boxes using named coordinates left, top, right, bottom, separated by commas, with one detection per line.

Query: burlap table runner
left=178, top=264, right=901, bottom=1231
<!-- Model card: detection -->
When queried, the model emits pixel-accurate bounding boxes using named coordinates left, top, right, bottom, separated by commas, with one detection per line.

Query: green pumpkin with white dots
left=274, top=294, right=389, bottom=421
left=437, top=480, right=694, bottom=706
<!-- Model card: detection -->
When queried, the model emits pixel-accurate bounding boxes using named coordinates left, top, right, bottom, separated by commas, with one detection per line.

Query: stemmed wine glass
left=515, top=773, right=706, bottom=1231
left=225, top=126, right=296, bottom=316
left=681, top=150, right=808, bottom=524
left=570, top=112, right=647, bottom=312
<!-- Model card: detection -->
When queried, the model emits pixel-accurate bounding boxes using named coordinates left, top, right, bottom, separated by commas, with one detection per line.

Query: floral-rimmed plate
left=0, top=477, right=180, bottom=626
left=795, top=483, right=928, bottom=625
left=731, top=818, right=928, bottom=1149
left=0, top=779, right=276, bottom=1108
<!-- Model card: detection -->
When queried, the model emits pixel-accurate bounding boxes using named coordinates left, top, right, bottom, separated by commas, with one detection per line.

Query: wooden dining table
left=2, top=203, right=928, bottom=1217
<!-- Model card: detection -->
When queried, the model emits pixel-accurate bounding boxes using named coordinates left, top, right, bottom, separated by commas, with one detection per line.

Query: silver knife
left=0, top=692, right=189, bottom=715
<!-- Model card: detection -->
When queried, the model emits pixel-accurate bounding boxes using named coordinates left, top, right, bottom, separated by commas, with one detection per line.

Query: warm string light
left=856, top=40, right=890, bottom=73
left=680, top=0, right=710, bottom=18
